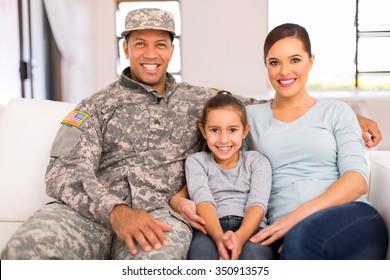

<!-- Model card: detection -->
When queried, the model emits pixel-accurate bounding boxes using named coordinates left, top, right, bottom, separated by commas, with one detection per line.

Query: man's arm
left=170, top=186, right=206, bottom=234
left=356, top=114, right=382, bottom=148
left=47, top=104, right=172, bottom=255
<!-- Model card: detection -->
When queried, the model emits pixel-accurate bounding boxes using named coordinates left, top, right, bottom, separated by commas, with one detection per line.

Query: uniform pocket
left=167, top=100, right=192, bottom=145
left=102, top=103, right=149, bottom=154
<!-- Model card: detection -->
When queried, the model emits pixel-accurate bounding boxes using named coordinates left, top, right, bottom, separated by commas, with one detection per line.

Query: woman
left=246, top=23, right=388, bottom=259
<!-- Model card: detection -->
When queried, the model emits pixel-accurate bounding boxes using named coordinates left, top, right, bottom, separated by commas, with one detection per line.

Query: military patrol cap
left=121, top=8, right=176, bottom=38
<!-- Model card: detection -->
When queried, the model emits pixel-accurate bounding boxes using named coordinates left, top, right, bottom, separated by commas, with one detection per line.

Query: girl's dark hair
left=263, top=23, right=312, bottom=63
left=200, top=90, right=248, bottom=128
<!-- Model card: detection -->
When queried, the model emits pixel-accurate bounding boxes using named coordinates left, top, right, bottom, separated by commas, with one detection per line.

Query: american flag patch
left=62, top=110, right=88, bottom=127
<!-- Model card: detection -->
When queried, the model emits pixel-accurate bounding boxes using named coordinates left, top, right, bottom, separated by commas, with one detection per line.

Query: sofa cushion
left=368, top=151, right=390, bottom=259
left=0, top=98, right=75, bottom=221
left=0, top=222, right=23, bottom=251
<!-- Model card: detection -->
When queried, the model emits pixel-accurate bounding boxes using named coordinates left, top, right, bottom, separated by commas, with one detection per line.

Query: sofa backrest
left=0, top=98, right=75, bottom=222
left=0, top=104, right=4, bottom=118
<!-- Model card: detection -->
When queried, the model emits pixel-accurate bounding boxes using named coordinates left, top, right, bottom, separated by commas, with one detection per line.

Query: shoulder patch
left=209, top=87, right=222, bottom=92
left=62, top=110, right=89, bottom=127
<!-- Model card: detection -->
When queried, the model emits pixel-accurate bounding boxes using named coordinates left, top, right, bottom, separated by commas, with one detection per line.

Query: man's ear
left=123, top=40, right=129, bottom=59
left=169, top=44, right=175, bottom=62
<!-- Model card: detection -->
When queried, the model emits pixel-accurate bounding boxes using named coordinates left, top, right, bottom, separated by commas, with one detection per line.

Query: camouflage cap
left=121, top=8, right=176, bottom=38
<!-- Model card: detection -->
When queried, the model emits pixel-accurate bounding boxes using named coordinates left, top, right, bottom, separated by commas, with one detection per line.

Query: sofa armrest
left=368, top=151, right=390, bottom=259
left=0, top=98, right=75, bottom=222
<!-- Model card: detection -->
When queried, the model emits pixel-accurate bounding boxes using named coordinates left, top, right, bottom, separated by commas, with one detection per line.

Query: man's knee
left=112, top=208, right=192, bottom=260
left=1, top=203, right=112, bottom=259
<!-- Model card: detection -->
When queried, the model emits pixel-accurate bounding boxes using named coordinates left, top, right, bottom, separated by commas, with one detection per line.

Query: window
left=0, top=0, right=21, bottom=105
left=268, top=0, right=390, bottom=91
left=116, top=0, right=182, bottom=81
left=356, top=0, right=390, bottom=90
left=0, top=0, right=51, bottom=105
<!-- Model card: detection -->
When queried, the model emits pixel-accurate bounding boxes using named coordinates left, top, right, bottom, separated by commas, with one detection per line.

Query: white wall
left=180, top=0, right=269, bottom=99
left=59, top=0, right=117, bottom=103
left=90, top=0, right=117, bottom=96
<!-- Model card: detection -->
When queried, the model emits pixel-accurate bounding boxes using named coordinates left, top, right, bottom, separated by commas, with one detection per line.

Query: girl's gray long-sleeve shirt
left=185, top=151, right=272, bottom=227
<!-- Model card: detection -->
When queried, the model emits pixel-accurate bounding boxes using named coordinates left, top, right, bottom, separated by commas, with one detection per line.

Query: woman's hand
left=249, top=214, right=295, bottom=247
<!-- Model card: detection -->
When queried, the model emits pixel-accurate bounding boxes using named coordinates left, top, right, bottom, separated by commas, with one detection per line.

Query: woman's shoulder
left=245, top=101, right=271, bottom=120
left=318, top=99, right=351, bottom=110
left=316, top=99, right=355, bottom=117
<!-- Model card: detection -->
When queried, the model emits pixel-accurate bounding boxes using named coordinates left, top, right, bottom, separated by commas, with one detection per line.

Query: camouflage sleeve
left=235, top=95, right=269, bottom=106
left=45, top=101, right=126, bottom=227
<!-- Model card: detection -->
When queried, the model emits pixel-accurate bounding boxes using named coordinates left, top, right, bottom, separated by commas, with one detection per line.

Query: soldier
left=0, top=8, right=382, bottom=260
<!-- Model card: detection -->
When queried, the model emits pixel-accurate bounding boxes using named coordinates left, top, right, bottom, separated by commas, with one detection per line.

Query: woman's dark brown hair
left=263, top=23, right=312, bottom=63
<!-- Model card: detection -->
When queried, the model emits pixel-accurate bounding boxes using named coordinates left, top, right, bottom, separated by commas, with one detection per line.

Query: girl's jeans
left=187, top=215, right=274, bottom=260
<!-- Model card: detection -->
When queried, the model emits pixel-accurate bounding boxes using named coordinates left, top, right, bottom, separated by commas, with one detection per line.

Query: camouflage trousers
left=0, top=202, right=192, bottom=260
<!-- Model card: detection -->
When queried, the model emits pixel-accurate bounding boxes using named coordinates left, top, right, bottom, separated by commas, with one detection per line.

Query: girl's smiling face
left=200, top=106, right=249, bottom=170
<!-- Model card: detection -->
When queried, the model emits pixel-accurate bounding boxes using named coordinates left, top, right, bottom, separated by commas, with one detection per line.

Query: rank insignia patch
left=62, top=110, right=89, bottom=127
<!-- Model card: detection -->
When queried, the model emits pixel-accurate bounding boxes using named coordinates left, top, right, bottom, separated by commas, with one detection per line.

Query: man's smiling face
left=123, top=29, right=174, bottom=93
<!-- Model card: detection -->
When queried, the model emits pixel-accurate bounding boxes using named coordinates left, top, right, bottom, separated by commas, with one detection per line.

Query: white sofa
left=0, top=98, right=389, bottom=259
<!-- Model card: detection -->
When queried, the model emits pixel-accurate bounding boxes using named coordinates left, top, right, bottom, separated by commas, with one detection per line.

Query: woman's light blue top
left=245, top=99, right=368, bottom=224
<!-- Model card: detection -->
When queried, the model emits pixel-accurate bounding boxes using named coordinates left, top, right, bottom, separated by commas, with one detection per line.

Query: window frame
left=355, top=0, right=390, bottom=89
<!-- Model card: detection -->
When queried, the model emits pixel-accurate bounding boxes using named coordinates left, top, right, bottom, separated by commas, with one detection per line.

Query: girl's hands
left=217, top=230, right=244, bottom=260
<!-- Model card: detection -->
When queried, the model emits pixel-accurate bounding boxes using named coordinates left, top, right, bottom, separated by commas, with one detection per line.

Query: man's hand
left=175, top=198, right=207, bottom=234
left=170, top=186, right=206, bottom=234
left=357, top=114, right=382, bottom=148
left=109, top=204, right=171, bottom=255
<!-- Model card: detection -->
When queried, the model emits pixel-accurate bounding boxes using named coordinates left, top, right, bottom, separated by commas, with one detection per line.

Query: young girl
left=185, top=91, right=274, bottom=260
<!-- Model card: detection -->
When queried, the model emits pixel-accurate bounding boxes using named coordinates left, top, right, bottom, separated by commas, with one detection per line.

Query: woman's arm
left=251, top=171, right=367, bottom=246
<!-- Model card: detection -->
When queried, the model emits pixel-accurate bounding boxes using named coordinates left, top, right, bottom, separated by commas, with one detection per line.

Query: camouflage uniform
left=1, top=68, right=216, bottom=259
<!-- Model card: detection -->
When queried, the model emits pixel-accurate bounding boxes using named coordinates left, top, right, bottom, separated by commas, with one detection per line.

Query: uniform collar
left=120, top=67, right=178, bottom=101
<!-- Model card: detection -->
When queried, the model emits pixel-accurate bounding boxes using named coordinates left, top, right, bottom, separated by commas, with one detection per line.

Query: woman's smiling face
left=265, top=36, right=314, bottom=98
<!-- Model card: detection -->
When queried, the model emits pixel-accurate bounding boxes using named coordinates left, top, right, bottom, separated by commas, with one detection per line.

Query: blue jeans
left=187, top=215, right=275, bottom=260
left=278, top=202, right=388, bottom=259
